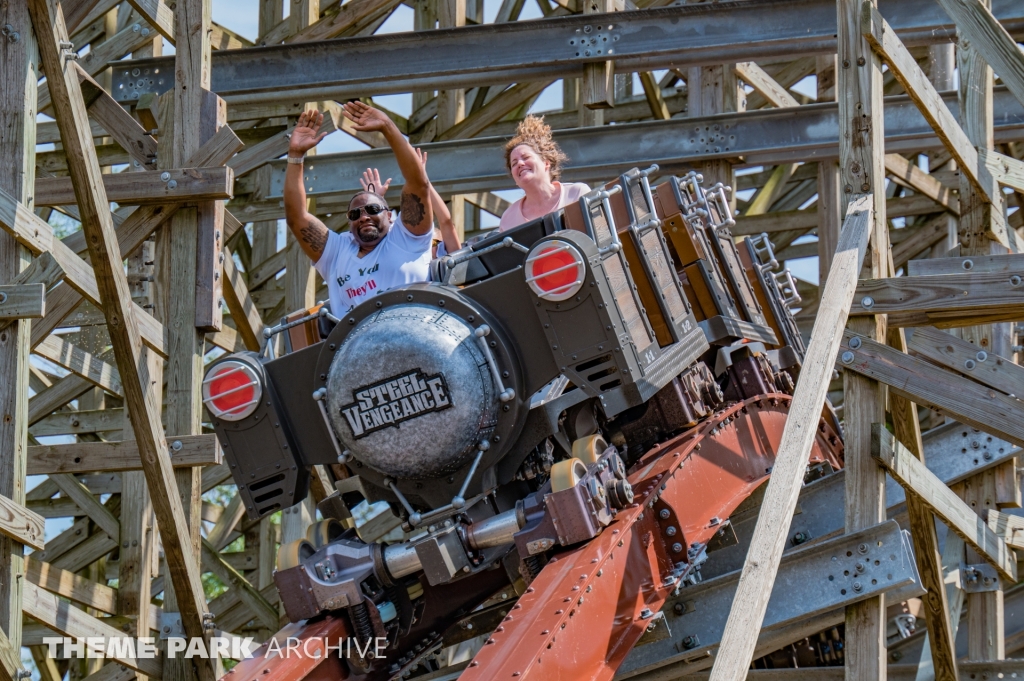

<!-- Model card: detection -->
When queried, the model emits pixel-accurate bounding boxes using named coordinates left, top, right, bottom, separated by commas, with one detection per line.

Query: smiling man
left=283, top=101, right=435, bottom=315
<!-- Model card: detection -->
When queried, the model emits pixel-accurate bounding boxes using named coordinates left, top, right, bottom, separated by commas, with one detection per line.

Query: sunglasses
left=348, top=204, right=388, bottom=221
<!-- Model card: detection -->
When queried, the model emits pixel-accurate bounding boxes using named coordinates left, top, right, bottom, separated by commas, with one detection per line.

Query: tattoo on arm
left=400, top=192, right=426, bottom=228
left=299, top=216, right=329, bottom=255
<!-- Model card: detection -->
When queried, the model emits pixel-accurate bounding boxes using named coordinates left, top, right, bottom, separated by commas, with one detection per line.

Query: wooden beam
left=22, top=582, right=163, bottom=679
left=27, top=374, right=93, bottom=425
left=638, top=71, right=671, bottom=120
left=124, top=0, right=174, bottom=42
left=862, top=2, right=997, bottom=205
left=884, top=153, right=959, bottom=215
left=933, top=0, right=1024, bottom=112
left=734, top=62, right=800, bottom=108
left=987, top=509, right=1024, bottom=551
left=873, top=425, right=1016, bottom=581
left=980, top=147, right=1024, bottom=194
left=840, top=330, right=1024, bottom=448
left=0, top=284, right=45, bottom=319
left=909, top=325, right=1024, bottom=399
left=199, top=539, right=279, bottom=630
left=75, top=63, right=158, bottom=168
left=25, top=557, right=117, bottom=615
left=850, top=271, right=1024, bottom=325
left=27, top=0, right=211, bottom=654
left=37, top=19, right=160, bottom=113
left=906, top=252, right=1024, bottom=276
left=35, top=166, right=233, bottom=206
left=221, top=246, right=264, bottom=352
left=27, top=434, right=222, bottom=475
left=437, top=81, right=552, bottom=141
left=886, top=326, right=959, bottom=681
left=51, top=473, right=120, bottom=540
left=0, top=493, right=45, bottom=551
left=734, top=194, right=945, bottom=235
left=33, top=335, right=122, bottom=396
left=708, top=194, right=872, bottom=680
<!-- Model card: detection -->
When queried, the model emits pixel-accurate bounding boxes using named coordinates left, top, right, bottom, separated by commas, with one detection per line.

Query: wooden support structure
left=4, top=0, right=1024, bottom=679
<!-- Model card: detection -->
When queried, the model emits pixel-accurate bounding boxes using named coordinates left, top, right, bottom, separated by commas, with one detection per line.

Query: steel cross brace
left=260, top=90, right=1024, bottom=198
left=109, top=0, right=1024, bottom=105
left=618, top=520, right=921, bottom=678
left=460, top=394, right=842, bottom=681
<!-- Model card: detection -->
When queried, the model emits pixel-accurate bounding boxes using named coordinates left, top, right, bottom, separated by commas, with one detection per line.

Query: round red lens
left=531, top=246, right=578, bottom=294
left=209, top=365, right=255, bottom=415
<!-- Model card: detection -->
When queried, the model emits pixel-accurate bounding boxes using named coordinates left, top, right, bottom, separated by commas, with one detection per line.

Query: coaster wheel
left=306, top=519, right=345, bottom=548
left=277, top=538, right=316, bottom=570
left=571, top=434, right=609, bottom=465
left=550, top=458, right=588, bottom=493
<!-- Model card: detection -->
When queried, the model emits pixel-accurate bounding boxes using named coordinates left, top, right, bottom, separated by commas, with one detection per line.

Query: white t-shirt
left=498, top=182, right=592, bottom=232
left=315, top=213, right=433, bottom=315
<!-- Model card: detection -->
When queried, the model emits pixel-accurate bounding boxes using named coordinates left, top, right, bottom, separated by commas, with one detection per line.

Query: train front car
left=202, top=169, right=837, bottom=679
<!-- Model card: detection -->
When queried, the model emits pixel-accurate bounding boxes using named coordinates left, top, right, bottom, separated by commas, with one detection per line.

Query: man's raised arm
left=284, top=109, right=331, bottom=261
left=342, top=101, right=434, bottom=236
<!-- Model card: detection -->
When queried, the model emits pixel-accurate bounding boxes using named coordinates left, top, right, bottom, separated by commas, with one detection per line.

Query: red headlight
left=202, top=359, right=262, bottom=421
left=524, top=240, right=586, bottom=301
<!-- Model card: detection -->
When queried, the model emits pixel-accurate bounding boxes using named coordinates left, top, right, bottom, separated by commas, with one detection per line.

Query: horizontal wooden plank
left=27, top=434, right=222, bottom=475
left=22, top=581, right=163, bottom=678
left=980, top=147, right=1024, bottom=193
left=35, top=166, right=234, bottom=206
left=851, top=271, right=1024, bottom=324
left=908, top=326, right=1024, bottom=399
left=907, top=252, right=1024, bottom=276
left=25, top=556, right=118, bottom=615
left=0, top=284, right=45, bottom=319
left=840, top=331, right=1024, bottom=449
left=873, top=425, right=1016, bottom=581
left=0, top=492, right=46, bottom=550
left=30, top=407, right=135, bottom=437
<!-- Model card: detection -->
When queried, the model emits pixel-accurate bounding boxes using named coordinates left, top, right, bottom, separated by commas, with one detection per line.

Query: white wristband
left=287, top=155, right=305, bottom=165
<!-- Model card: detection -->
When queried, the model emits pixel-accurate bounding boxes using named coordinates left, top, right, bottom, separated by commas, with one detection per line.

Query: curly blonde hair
left=504, top=115, right=568, bottom=181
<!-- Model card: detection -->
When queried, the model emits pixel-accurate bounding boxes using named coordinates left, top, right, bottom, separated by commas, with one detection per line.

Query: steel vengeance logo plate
left=340, top=369, right=452, bottom=438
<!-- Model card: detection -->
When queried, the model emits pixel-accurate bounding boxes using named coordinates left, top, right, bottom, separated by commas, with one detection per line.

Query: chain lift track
left=224, top=394, right=843, bottom=681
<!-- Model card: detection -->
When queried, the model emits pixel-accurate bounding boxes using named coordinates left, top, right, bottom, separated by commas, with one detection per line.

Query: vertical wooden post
left=412, top=0, right=436, bottom=120
left=579, top=0, right=614, bottom=127
left=164, top=0, right=213, bottom=679
left=838, top=0, right=888, bottom=677
left=121, top=241, right=158, bottom=681
left=927, top=42, right=958, bottom=259
left=251, top=0, right=284, bottom=276
left=284, top=0, right=320, bottom=317
left=436, top=0, right=466, bottom=134
left=688, top=64, right=742, bottom=207
left=0, top=0, right=36, bottom=656
left=957, top=5, right=1008, bottom=657
left=817, top=55, right=842, bottom=288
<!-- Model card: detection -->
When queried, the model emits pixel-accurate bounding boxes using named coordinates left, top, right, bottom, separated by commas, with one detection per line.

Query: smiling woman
left=498, top=116, right=591, bottom=231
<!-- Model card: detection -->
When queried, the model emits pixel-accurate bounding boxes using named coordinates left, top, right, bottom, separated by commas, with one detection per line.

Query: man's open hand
left=360, top=168, right=392, bottom=196
left=289, top=109, right=329, bottom=157
left=342, top=101, right=393, bottom=133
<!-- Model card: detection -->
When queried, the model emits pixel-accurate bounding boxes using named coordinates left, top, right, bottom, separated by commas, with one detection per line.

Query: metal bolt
left=167, top=180, right=177, bottom=189
left=976, top=351, right=988, bottom=362
left=858, top=543, right=868, bottom=554
left=841, top=351, right=854, bottom=364
left=671, top=543, right=683, bottom=553
left=171, top=440, right=183, bottom=451
left=659, top=509, right=670, bottom=519
left=852, top=582, right=863, bottom=592
left=848, top=336, right=861, bottom=349
left=160, top=172, right=171, bottom=181
left=792, top=531, right=809, bottom=545
left=861, top=296, right=874, bottom=308
left=962, top=259, right=974, bottom=270
left=682, top=635, right=700, bottom=649
left=1012, top=275, right=1023, bottom=287
left=665, top=526, right=677, bottom=536
left=964, top=359, right=976, bottom=371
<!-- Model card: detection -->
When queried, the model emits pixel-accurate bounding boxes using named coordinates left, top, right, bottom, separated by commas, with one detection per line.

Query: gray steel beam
left=260, top=89, right=1024, bottom=197
left=702, top=420, right=1021, bottom=583
left=617, top=521, right=922, bottom=679
left=110, top=0, right=1024, bottom=106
